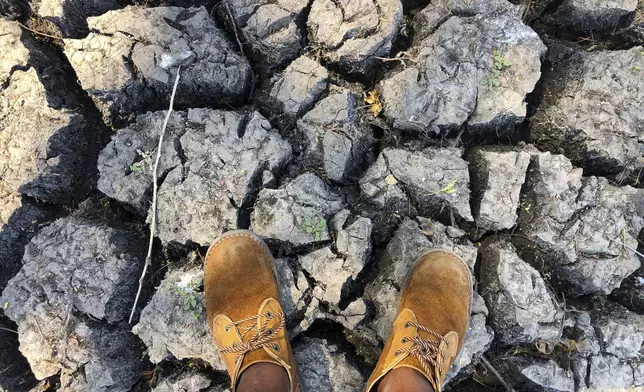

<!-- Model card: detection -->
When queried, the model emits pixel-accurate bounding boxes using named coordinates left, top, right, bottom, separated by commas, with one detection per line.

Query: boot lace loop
left=394, top=321, right=448, bottom=378
left=219, top=311, right=285, bottom=357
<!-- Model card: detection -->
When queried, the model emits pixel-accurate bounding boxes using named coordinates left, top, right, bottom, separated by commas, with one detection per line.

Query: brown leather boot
left=365, top=249, right=473, bottom=392
left=204, top=230, right=301, bottom=392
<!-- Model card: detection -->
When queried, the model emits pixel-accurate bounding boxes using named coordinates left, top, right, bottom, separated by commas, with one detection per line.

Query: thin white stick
left=609, top=238, right=644, bottom=259
left=129, top=67, right=182, bottom=324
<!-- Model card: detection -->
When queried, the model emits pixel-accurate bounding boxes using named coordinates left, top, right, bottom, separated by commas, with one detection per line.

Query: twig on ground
left=480, top=356, right=516, bottom=392
left=0, top=326, right=18, bottom=334
left=17, top=22, right=61, bottom=40
left=129, top=67, right=182, bottom=324
left=609, top=238, right=644, bottom=258
left=223, top=1, right=245, bottom=58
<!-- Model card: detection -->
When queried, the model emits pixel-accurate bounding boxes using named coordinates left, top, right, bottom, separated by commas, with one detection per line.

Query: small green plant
left=303, top=216, right=327, bottom=241
left=487, top=49, right=512, bottom=87
left=438, top=178, right=458, bottom=194
left=173, top=280, right=204, bottom=320
left=129, top=149, right=153, bottom=173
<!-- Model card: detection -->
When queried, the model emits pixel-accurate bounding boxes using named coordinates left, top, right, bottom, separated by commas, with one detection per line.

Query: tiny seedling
left=303, top=216, right=327, bottom=241
left=129, top=149, right=153, bottom=174
left=438, top=178, right=458, bottom=194
left=487, top=49, right=512, bottom=87
left=173, top=281, right=204, bottom=320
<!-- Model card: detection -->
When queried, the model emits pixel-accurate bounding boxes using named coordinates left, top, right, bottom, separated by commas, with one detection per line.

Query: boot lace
left=394, top=321, right=449, bottom=379
left=219, top=311, right=286, bottom=360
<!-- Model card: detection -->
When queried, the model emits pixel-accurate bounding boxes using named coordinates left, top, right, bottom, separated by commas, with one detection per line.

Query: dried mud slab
left=98, top=109, right=291, bottom=245
left=530, top=43, right=644, bottom=182
left=132, top=266, right=225, bottom=371
left=468, top=146, right=532, bottom=231
left=297, top=88, right=375, bottom=183
left=251, top=172, right=345, bottom=247
left=1, top=21, right=99, bottom=206
left=63, top=6, right=252, bottom=127
left=360, top=147, right=473, bottom=237
left=479, top=238, right=563, bottom=345
left=0, top=217, right=145, bottom=391
left=222, top=0, right=308, bottom=68
left=267, top=55, right=329, bottom=118
left=379, top=0, right=545, bottom=133
left=544, top=0, right=637, bottom=33
left=516, top=152, right=644, bottom=297
left=307, top=0, right=403, bottom=77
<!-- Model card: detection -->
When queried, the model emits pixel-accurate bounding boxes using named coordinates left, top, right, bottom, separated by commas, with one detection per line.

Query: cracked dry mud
left=1, top=0, right=643, bottom=391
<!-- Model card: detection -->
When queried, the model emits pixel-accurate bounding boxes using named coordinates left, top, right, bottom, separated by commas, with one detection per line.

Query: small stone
left=269, top=56, right=329, bottom=117
left=549, top=0, right=638, bottom=33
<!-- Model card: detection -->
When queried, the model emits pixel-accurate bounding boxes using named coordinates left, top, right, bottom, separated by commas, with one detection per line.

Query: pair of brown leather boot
left=204, top=231, right=472, bottom=392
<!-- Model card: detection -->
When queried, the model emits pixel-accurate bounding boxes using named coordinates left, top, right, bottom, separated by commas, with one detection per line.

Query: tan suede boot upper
left=204, top=230, right=301, bottom=392
left=365, top=249, right=473, bottom=392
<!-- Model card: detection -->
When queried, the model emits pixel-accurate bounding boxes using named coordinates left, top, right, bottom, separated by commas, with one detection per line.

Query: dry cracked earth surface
left=0, top=0, right=643, bottom=391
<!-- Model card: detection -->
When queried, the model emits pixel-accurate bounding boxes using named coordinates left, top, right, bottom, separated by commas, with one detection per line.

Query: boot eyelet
left=273, top=344, right=280, bottom=351
left=401, top=338, right=408, bottom=344
left=404, top=322, right=411, bottom=328
left=267, top=328, right=274, bottom=335
left=225, top=326, right=230, bottom=332
left=266, top=312, right=272, bottom=317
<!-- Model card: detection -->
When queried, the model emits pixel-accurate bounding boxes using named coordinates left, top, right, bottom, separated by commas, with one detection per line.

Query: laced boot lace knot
left=219, top=311, right=286, bottom=360
left=394, top=321, right=449, bottom=380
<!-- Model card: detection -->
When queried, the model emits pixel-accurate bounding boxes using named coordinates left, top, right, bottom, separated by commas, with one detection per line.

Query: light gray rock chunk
left=517, top=152, right=644, bottom=297
left=298, top=89, right=375, bottom=182
left=365, top=218, right=477, bottom=341
left=531, top=44, right=644, bottom=180
left=590, top=300, right=644, bottom=359
left=274, top=257, right=311, bottom=323
left=360, top=148, right=473, bottom=223
left=480, top=238, right=562, bottom=345
left=0, top=217, right=144, bottom=389
left=132, top=266, right=224, bottom=371
left=152, top=372, right=211, bottom=392
left=307, top=0, right=403, bottom=76
left=521, top=360, right=575, bottom=392
left=551, top=0, right=637, bottom=33
left=379, top=5, right=545, bottom=132
left=586, top=355, right=641, bottom=390
left=269, top=56, right=328, bottom=117
left=469, top=147, right=531, bottom=231
left=64, top=6, right=252, bottom=127
left=0, top=21, right=97, bottom=206
left=98, top=109, right=291, bottom=245
left=251, top=172, right=344, bottom=246
left=293, top=337, right=365, bottom=392
left=223, top=0, right=308, bottom=67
